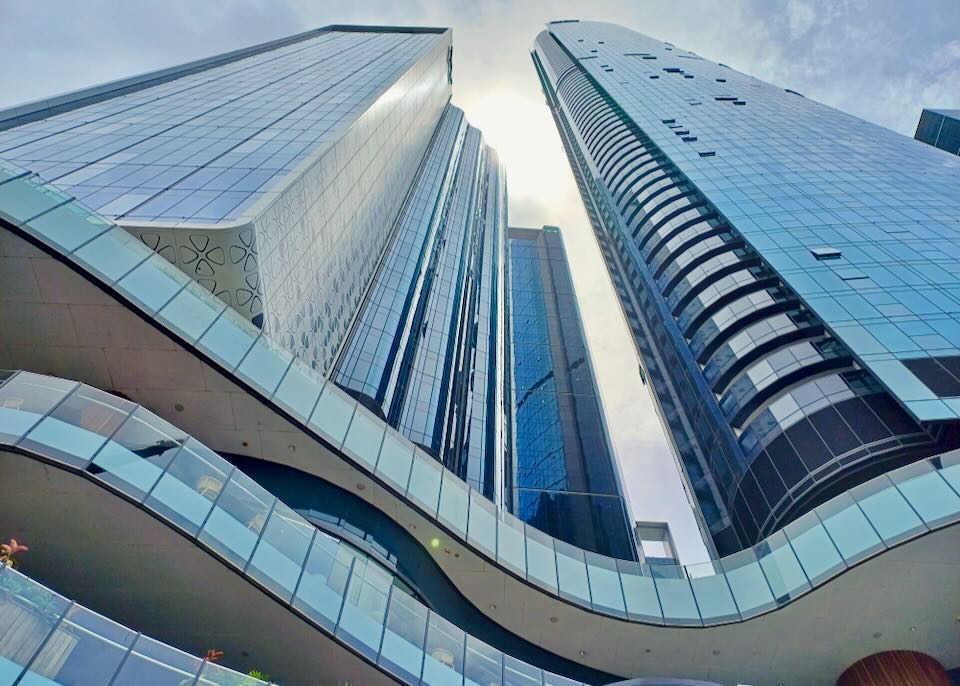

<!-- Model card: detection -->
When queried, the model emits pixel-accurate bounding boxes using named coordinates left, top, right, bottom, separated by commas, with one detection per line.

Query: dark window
left=835, top=396, right=890, bottom=443
left=808, top=406, right=860, bottom=456
left=787, top=418, right=832, bottom=472
left=903, top=357, right=960, bottom=397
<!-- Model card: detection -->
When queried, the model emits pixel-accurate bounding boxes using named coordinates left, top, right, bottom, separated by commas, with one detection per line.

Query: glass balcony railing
left=0, top=564, right=266, bottom=686
left=0, top=370, right=588, bottom=686
left=0, top=160, right=959, bottom=639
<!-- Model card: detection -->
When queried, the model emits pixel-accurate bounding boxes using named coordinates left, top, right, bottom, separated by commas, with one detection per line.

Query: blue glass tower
left=507, top=226, right=634, bottom=559
left=332, top=107, right=509, bottom=501
left=533, top=20, right=960, bottom=554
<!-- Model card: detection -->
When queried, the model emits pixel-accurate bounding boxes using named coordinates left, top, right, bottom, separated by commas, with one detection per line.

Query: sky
left=4, top=0, right=960, bottom=563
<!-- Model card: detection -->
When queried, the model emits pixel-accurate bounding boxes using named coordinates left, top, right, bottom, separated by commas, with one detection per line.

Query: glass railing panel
left=0, top=372, right=75, bottom=444
left=407, top=450, right=443, bottom=517
left=116, top=256, right=190, bottom=314
left=270, top=363, right=322, bottom=423
left=144, top=438, right=229, bottom=536
left=25, top=201, right=111, bottom=253
left=719, top=547, right=775, bottom=618
left=783, top=510, right=845, bottom=585
left=0, top=161, right=29, bottom=186
left=503, top=655, right=542, bottom=686
left=88, top=406, right=186, bottom=499
left=18, top=604, right=137, bottom=686
left=110, top=634, right=202, bottom=686
left=198, top=469, right=275, bottom=569
left=308, top=384, right=356, bottom=448
left=851, top=474, right=926, bottom=545
left=293, top=532, right=351, bottom=631
left=888, top=460, right=960, bottom=528
left=524, top=525, right=558, bottom=593
left=336, top=559, right=391, bottom=660
left=197, top=661, right=264, bottom=686
left=466, top=489, right=497, bottom=558
left=196, top=307, right=259, bottom=371
left=20, top=384, right=131, bottom=467
left=940, top=451, right=960, bottom=494
left=756, top=531, right=810, bottom=603
left=247, top=501, right=315, bottom=601
left=464, top=635, right=502, bottom=686
left=687, top=561, right=739, bottom=624
left=377, top=428, right=415, bottom=492
left=617, top=560, right=663, bottom=622
left=652, top=574, right=701, bottom=625
left=157, top=280, right=227, bottom=344
left=72, top=229, right=151, bottom=285
left=342, top=405, right=386, bottom=470
left=236, top=334, right=295, bottom=396
left=0, top=174, right=70, bottom=224
left=379, top=588, right=427, bottom=684
left=814, top=492, right=884, bottom=564
left=496, top=512, right=526, bottom=577
left=543, top=672, right=582, bottom=686
left=438, top=473, right=469, bottom=538
left=422, top=610, right=466, bottom=686
left=554, top=540, right=590, bottom=606
left=0, top=568, right=70, bottom=686
left=585, top=552, right=625, bottom=615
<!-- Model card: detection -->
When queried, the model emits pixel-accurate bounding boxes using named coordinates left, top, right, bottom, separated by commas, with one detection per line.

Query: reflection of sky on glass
left=4, top=0, right=960, bottom=562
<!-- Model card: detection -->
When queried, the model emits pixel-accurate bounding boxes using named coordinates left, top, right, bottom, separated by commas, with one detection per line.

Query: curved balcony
left=0, top=566, right=269, bottom=686
left=1, top=163, right=960, bottom=684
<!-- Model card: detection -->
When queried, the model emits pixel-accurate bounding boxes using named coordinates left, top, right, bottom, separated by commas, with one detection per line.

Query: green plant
left=248, top=671, right=271, bottom=681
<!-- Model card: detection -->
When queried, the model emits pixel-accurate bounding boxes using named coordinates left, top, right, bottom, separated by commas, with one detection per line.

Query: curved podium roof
left=0, top=162, right=959, bottom=684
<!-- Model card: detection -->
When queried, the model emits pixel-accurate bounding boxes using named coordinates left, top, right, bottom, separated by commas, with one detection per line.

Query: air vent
left=838, top=268, right=869, bottom=281
left=810, top=247, right=842, bottom=261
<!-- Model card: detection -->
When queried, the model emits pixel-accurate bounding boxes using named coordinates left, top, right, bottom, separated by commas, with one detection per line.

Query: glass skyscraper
left=0, top=25, right=453, bottom=372
left=507, top=226, right=634, bottom=559
left=0, top=18, right=959, bottom=686
left=332, top=106, right=509, bottom=503
left=533, top=20, right=960, bottom=555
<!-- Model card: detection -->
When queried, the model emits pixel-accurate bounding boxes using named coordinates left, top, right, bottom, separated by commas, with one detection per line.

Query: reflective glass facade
left=915, top=108, right=960, bottom=156
left=0, top=26, right=453, bottom=374
left=507, top=226, right=634, bottom=559
left=532, top=20, right=960, bottom=554
left=332, top=105, right=508, bottom=500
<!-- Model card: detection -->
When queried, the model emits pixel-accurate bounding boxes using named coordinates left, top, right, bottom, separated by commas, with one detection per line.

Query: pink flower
left=205, top=649, right=224, bottom=663
left=1, top=539, right=28, bottom=556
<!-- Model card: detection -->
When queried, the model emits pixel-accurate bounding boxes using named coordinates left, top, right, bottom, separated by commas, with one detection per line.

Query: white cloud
left=786, top=0, right=817, bottom=38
